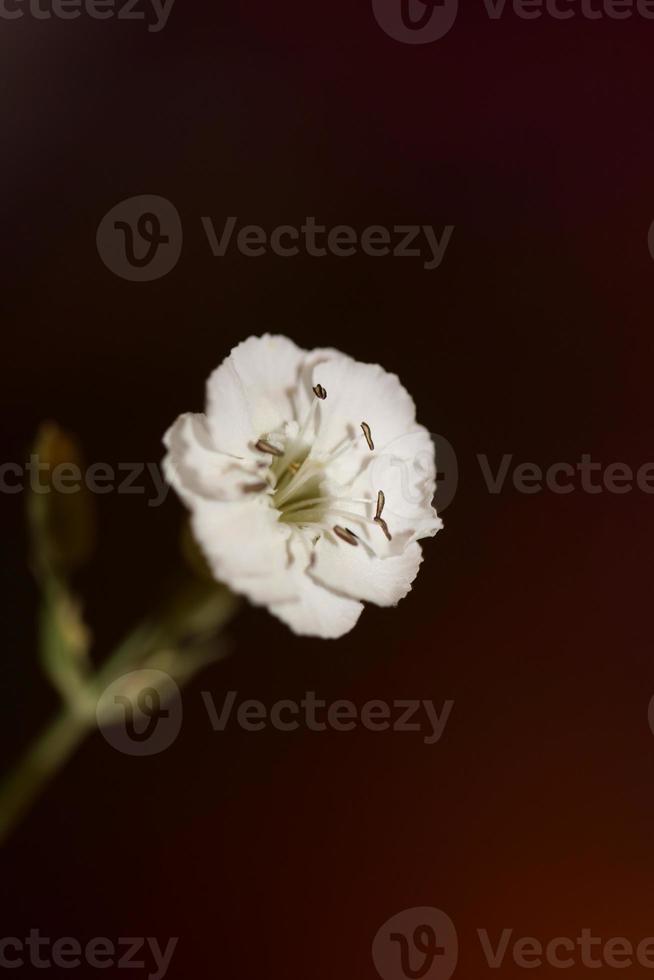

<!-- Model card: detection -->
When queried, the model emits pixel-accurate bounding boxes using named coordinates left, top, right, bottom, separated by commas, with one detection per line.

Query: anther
left=255, top=439, right=284, bottom=457
left=288, top=462, right=301, bottom=474
left=361, top=421, right=374, bottom=451
left=334, top=525, right=359, bottom=547
left=375, top=490, right=386, bottom=520
left=313, top=384, right=327, bottom=400
left=374, top=516, right=392, bottom=542
left=241, top=481, right=269, bottom=494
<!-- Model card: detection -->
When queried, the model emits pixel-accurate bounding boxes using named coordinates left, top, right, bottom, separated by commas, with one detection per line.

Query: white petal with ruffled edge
left=310, top=536, right=425, bottom=606
left=269, top=538, right=364, bottom=638
left=164, top=413, right=268, bottom=503
left=206, top=335, right=310, bottom=457
left=309, top=354, right=417, bottom=459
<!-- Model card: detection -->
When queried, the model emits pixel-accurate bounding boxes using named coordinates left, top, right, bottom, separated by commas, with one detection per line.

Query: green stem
left=0, top=582, right=241, bottom=847
left=0, top=708, right=91, bottom=846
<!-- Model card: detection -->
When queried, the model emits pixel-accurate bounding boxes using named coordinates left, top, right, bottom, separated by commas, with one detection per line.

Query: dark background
left=2, top=1, right=654, bottom=977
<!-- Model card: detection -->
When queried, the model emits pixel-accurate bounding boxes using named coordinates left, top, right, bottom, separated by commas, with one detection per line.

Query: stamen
left=288, top=462, right=301, bottom=474
left=361, top=421, right=374, bottom=451
left=294, top=396, right=320, bottom=446
left=281, top=496, right=372, bottom=520
left=374, top=516, right=393, bottom=542
left=274, top=458, right=318, bottom=508
left=333, top=525, right=359, bottom=547
left=373, top=489, right=391, bottom=538
left=313, top=384, right=327, bottom=400
left=241, top=481, right=270, bottom=494
left=255, top=439, right=284, bottom=457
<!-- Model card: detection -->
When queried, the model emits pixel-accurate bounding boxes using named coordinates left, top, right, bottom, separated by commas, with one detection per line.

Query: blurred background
left=2, top=1, right=654, bottom=976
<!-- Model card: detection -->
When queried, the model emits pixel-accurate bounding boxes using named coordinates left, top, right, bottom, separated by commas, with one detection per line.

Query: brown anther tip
left=375, top=490, right=386, bottom=520
left=313, top=384, right=327, bottom=400
left=334, top=525, right=359, bottom=547
left=255, top=439, right=284, bottom=457
left=241, top=481, right=269, bottom=494
left=374, top=516, right=392, bottom=542
left=361, top=421, right=374, bottom=451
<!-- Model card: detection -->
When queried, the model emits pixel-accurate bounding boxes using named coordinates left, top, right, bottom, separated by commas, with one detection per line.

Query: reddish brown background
left=2, top=1, right=654, bottom=977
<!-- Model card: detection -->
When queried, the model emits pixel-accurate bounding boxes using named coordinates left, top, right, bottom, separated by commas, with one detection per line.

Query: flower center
left=253, top=384, right=392, bottom=547
left=273, top=447, right=328, bottom=525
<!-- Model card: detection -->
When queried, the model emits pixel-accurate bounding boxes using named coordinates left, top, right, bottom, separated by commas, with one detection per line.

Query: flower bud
left=28, top=423, right=96, bottom=577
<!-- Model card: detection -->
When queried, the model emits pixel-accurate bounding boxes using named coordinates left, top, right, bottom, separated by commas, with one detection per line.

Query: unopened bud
left=28, top=422, right=96, bottom=576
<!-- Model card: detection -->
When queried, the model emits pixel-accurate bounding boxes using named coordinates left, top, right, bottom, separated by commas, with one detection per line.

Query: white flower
left=163, top=335, right=442, bottom=639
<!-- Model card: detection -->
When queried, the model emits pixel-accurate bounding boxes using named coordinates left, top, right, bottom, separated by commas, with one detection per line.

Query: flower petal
left=164, top=413, right=267, bottom=503
left=309, top=353, right=418, bottom=458
left=310, top=535, right=425, bottom=606
left=325, top=427, right=442, bottom=557
left=270, top=584, right=364, bottom=639
left=363, top=427, right=438, bottom=517
left=206, top=335, right=311, bottom=456
left=187, top=496, right=294, bottom=597
left=269, top=537, right=363, bottom=638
